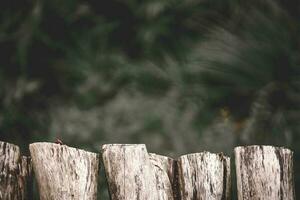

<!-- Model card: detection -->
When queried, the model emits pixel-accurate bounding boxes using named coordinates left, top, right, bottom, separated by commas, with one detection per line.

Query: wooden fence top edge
left=178, top=151, right=230, bottom=160
left=1, top=141, right=293, bottom=158
left=149, top=152, right=174, bottom=160
left=101, top=143, right=147, bottom=146
left=29, top=142, right=99, bottom=156
left=0, top=141, right=20, bottom=149
left=234, top=145, right=293, bottom=153
left=101, top=143, right=147, bottom=151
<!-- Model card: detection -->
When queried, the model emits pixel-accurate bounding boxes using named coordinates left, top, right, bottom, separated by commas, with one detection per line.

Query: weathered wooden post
left=177, top=152, right=231, bottom=200
left=235, top=145, right=295, bottom=200
left=30, top=142, right=99, bottom=200
left=149, top=153, right=176, bottom=200
left=0, top=141, right=32, bottom=200
left=102, top=144, right=175, bottom=200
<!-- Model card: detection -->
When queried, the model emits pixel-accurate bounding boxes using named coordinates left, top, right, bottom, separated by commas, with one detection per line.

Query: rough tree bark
left=177, top=152, right=231, bottom=200
left=102, top=144, right=176, bottom=200
left=235, top=145, right=295, bottom=200
left=0, top=141, right=32, bottom=200
left=29, top=142, right=99, bottom=200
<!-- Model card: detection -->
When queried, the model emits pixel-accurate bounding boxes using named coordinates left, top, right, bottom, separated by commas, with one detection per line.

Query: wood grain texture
left=149, top=153, right=175, bottom=200
left=30, top=142, right=99, bottom=200
left=235, top=145, right=295, bottom=200
left=0, top=141, right=32, bottom=200
left=102, top=144, right=165, bottom=200
left=178, top=152, right=231, bottom=200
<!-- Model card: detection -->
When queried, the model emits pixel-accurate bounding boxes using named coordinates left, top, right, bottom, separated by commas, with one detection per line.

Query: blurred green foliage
left=0, top=0, right=299, bottom=198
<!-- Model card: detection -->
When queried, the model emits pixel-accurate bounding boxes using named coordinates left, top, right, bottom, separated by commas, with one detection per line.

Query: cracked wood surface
left=0, top=141, right=32, bottom=200
left=149, top=153, right=175, bottom=200
left=178, top=152, right=231, bottom=200
left=235, top=145, right=295, bottom=200
left=1, top=141, right=296, bottom=200
left=102, top=144, right=176, bottom=200
left=30, top=142, right=99, bottom=200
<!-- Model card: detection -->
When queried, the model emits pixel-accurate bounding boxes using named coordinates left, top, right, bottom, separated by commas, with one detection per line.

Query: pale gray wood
left=149, top=153, right=175, bottom=200
left=30, top=142, right=99, bottom=200
left=235, top=145, right=295, bottom=200
left=178, top=152, right=231, bottom=200
left=102, top=144, right=162, bottom=200
left=0, top=141, right=32, bottom=200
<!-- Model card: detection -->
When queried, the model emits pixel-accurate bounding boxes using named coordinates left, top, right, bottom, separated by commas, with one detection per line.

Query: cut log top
left=177, top=152, right=231, bottom=200
left=29, top=142, right=99, bottom=200
left=30, top=142, right=99, bottom=157
left=102, top=144, right=178, bottom=200
left=102, top=144, right=160, bottom=200
left=235, top=145, right=295, bottom=200
left=235, top=145, right=292, bottom=155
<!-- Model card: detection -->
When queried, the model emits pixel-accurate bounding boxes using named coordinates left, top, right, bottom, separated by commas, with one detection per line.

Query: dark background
left=0, top=0, right=299, bottom=198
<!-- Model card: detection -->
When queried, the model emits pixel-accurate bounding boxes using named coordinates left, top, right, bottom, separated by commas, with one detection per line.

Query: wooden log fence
left=0, top=141, right=295, bottom=200
left=235, top=146, right=295, bottom=200
left=0, top=142, right=32, bottom=200
left=177, top=153, right=230, bottom=200
left=30, top=143, right=99, bottom=200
